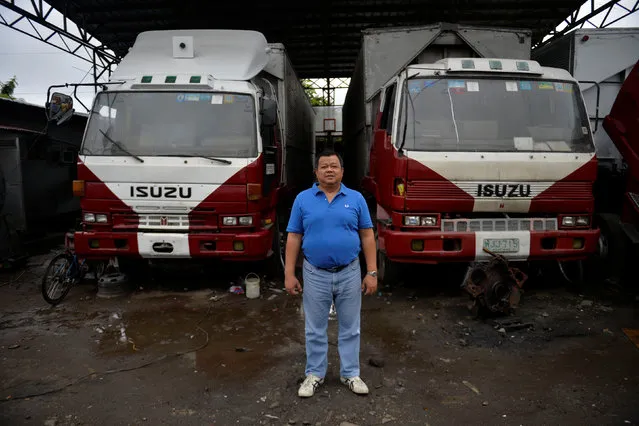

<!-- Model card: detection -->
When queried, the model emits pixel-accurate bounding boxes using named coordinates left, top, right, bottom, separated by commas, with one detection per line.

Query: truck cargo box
left=342, top=23, right=532, bottom=188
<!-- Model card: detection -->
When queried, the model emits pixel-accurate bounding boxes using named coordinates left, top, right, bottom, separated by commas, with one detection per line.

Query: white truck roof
left=110, top=29, right=273, bottom=81
left=406, top=57, right=577, bottom=82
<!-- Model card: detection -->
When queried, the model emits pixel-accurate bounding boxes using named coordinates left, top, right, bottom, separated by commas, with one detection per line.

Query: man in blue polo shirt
left=285, top=149, right=378, bottom=398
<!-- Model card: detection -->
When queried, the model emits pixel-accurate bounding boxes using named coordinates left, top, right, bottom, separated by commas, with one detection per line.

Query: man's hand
left=285, top=274, right=303, bottom=296
left=362, top=274, right=378, bottom=295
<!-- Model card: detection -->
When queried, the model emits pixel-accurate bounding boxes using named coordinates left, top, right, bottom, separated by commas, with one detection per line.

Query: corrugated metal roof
left=45, top=0, right=586, bottom=78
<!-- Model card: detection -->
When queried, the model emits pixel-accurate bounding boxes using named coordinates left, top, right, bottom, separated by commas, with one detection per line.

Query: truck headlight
left=561, top=215, right=589, bottom=227
left=96, top=214, right=108, bottom=223
left=84, top=213, right=96, bottom=223
left=575, top=216, right=589, bottom=226
left=222, top=216, right=253, bottom=226
left=421, top=216, right=438, bottom=226
left=404, top=215, right=438, bottom=226
left=222, top=217, right=237, bottom=226
left=404, top=216, right=420, bottom=226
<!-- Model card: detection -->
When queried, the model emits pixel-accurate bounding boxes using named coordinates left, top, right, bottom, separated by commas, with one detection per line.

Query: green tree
left=301, top=79, right=329, bottom=106
left=0, top=76, right=18, bottom=100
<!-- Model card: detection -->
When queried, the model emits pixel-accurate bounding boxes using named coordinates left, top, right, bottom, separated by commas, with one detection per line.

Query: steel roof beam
left=535, top=0, right=639, bottom=48
left=0, top=0, right=118, bottom=82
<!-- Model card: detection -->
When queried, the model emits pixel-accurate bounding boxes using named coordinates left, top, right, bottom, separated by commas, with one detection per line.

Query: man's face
left=315, top=155, right=343, bottom=186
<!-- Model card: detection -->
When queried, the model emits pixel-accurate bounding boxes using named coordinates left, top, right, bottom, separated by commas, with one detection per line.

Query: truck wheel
left=378, top=249, right=401, bottom=287
left=590, top=213, right=626, bottom=291
left=265, top=215, right=286, bottom=279
left=557, top=259, right=585, bottom=291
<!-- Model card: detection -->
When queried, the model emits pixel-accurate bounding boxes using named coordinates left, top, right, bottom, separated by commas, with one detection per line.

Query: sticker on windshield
left=223, top=95, right=235, bottom=104
left=185, top=94, right=200, bottom=102
left=408, top=80, right=422, bottom=94
left=538, top=82, right=554, bottom=90
left=448, top=80, right=466, bottom=94
left=519, top=81, right=532, bottom=90
left=200, top=94, right=212, bottom=102
left=466, top=81, right=479, bottom=92
left=211, top=94, right=224, bottom=104
left=176, top=94, right=185, bottom=102
left=409, top=80, right=438, bottom=94
left=582, top=126, right=589, bottom=135
left=554, top=83, right=573, bottom=93
left=505, top=81, right=518, bottom=92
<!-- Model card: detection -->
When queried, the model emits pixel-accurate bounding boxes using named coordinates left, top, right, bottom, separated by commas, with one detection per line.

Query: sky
left=1, top=0, right=638, bottom=110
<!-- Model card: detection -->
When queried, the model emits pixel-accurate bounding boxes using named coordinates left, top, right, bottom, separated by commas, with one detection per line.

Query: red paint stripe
left=404, top=158, right=475, bottom=212
left=530, top=157, right=597, bottom=213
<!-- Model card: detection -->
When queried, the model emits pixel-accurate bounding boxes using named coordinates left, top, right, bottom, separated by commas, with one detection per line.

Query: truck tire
left=378, top=249, right=401, bottom=287
left=589, top=213, right=627, bottom=291
left=265, top=214, right=286, bottom=279
left=557, top=259, right=585, bottom=291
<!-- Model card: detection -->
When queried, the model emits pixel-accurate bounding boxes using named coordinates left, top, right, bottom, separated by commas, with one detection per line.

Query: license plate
left=483, top=238, right=519, bottom=253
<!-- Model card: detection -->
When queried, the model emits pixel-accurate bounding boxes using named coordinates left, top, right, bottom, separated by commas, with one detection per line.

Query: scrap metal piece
left=461, top=248, right=527, bottom=315
left=489, top=317, right=534, bottom=332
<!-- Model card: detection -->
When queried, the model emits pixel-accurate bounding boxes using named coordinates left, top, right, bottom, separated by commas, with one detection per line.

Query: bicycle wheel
left=41, top=253, right=74, bottom=305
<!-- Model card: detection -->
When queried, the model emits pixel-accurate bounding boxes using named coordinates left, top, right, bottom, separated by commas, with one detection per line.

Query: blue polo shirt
left=286, top=182, right=373, bottom=269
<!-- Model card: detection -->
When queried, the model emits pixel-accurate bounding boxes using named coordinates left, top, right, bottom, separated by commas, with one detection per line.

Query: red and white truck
left=46, top=30, right=315, bottom=273
left=342, top=23, right=600, bottom=283
left=599, top=59, right=639, bottom=289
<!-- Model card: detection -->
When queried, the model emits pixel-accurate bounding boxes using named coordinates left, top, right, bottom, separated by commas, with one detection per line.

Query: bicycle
left=41, top=232, right=102, bottom=305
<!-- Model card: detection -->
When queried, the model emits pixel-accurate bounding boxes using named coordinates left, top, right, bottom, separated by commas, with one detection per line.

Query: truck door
left=376, top=81, right=405, bottom=210
left=603, top=60, right=639, bottom=181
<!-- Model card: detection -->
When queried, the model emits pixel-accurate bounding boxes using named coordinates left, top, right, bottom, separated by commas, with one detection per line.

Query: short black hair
left=315, top=149, right=344, bottom=169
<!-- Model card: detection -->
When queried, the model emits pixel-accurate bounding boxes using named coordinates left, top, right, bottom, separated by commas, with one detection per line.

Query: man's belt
left=306, top=257, right=356, bottom=273
left=318, top=264, right=349, bottom=273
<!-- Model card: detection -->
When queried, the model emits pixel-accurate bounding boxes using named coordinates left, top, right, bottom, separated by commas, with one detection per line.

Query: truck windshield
left=398, top=78, right=594, bottom=153
left=81, top=91, right=257, bottom=158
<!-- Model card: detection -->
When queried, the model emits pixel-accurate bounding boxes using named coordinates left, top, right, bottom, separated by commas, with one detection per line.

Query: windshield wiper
left=399, top=78, right=416, bottom=154
left=164, top=154, right=232, bottom=165
left=99, top=129, right=144, bottom=163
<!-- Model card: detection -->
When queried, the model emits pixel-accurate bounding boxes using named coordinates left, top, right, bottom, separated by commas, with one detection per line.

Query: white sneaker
left=340, top=376, right=369, bottom=395
left=298, top=374, right=324, bottom=397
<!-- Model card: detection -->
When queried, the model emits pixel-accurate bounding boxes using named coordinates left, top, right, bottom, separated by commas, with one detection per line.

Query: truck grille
left=138, top=214, right=190, bottom=230
left=441, top=217, right=557, bottom=232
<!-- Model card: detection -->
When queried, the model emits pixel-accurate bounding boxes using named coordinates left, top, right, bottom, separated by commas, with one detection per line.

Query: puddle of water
left=97, top=305, right=204, bottom=356
left=96, top=297, right=304, bottom=381
left=94, top=291, right=420, bottom=381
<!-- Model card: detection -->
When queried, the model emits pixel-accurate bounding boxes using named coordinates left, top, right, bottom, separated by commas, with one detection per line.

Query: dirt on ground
left=1, top=249, right=638, bottom=426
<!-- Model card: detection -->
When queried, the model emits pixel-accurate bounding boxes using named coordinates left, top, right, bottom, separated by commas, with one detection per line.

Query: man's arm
left=358, top=228, right=377, bottom=272
left=357, top=193, right=377, bottom=295
left=285, top=195, right=304, bottom=277
left=285, top=232, right=303, bottom=277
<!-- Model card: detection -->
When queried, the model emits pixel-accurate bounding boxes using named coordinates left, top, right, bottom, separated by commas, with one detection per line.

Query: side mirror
left=46, top=92, right=74, bottom=125
left=261, top=98, right=277, bottom=127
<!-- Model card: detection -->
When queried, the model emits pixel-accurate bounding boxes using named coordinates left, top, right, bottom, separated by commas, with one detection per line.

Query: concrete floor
left=1, top=250, right=638, bottom=426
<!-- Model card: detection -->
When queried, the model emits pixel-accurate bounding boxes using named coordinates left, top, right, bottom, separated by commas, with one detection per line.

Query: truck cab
left=367, top=57, right=600, bottom=279
left=46, top=30, right=315, bottom=273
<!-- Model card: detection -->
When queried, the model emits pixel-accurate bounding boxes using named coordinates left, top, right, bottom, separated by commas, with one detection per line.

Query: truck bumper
left=380, top=228, right=600, bottom=264
left=74, top=229, right=274, bottom=261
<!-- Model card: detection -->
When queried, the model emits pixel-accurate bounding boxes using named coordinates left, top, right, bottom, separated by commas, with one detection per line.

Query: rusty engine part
left=461, top=248, right=528, bottom=316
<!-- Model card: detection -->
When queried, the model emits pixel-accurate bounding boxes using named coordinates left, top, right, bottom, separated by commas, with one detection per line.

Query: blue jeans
left=302, top=257, right=362, bottom=378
